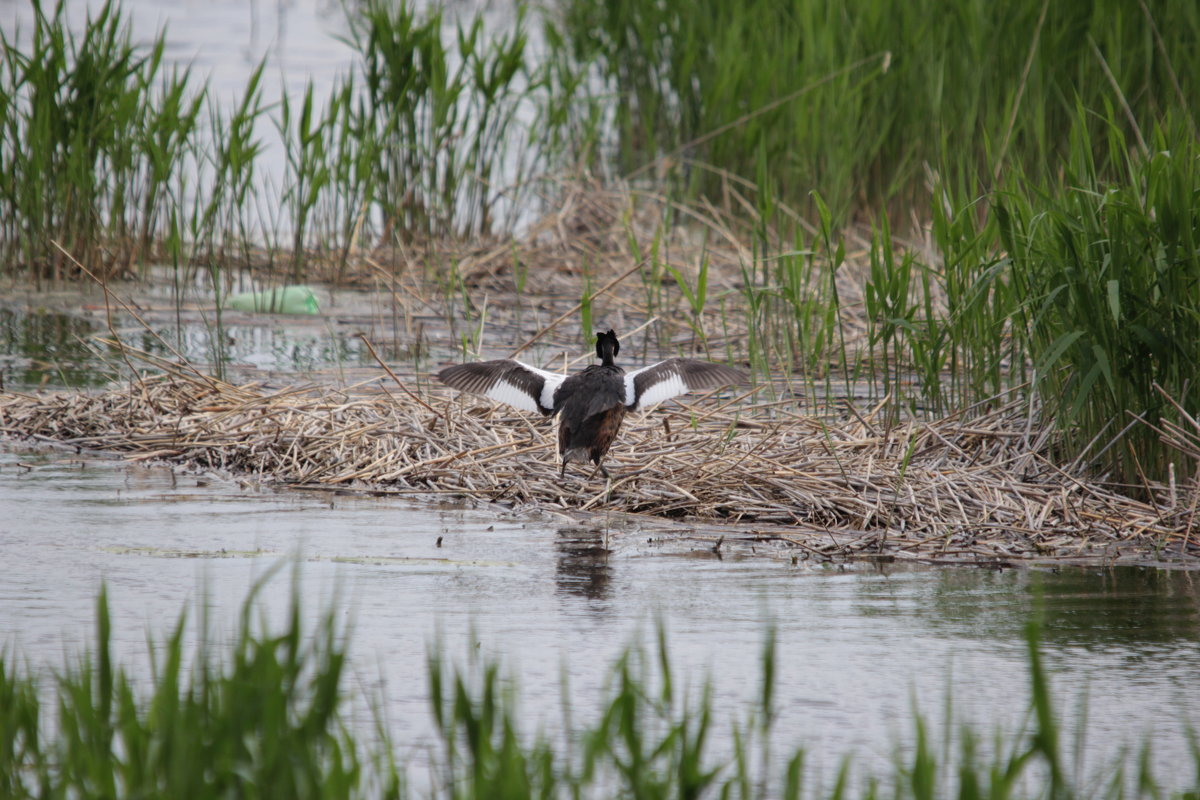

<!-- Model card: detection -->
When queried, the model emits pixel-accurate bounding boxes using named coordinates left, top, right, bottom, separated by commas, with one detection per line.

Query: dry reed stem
left=3, top=365, right=1198, bottom=567
left=317, top=175, right=889, bottom=361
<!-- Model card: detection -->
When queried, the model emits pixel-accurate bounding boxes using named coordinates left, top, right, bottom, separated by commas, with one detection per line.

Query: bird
left=436, top=330, right=748, bottom=478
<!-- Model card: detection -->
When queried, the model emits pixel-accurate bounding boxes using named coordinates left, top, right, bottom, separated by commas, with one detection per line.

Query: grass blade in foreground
left=2, top=580, right=1198, bottom=797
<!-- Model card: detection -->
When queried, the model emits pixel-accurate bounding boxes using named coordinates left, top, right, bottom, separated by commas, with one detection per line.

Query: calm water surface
left=3, top=0, right=359, bottom=106
left=2, top=444, right=1199, bottom=790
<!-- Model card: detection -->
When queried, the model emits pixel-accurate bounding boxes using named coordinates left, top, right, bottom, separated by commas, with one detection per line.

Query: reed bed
left=3, top=359, right=1195, bottom=567
left=555, top=0, right=1200, bottom=224
left=5, top=0, right=1195, bottom=496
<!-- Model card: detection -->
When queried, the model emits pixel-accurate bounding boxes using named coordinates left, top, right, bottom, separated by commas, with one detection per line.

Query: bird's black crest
left=595, top=329, right=619, bottom=360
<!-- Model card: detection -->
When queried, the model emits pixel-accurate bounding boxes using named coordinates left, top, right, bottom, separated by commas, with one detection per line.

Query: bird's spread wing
left=624, top=359, right=747, bottom=410
left=437, top=359, right=565, bottom=415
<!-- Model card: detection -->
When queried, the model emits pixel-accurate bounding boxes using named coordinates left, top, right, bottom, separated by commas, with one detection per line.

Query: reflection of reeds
left=2, top=352, right=1195, bottom=566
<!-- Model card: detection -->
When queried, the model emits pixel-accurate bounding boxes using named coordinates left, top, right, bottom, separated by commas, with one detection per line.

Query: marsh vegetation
left=1, top=0, right=1197, bottom=503
left=0, top=0, right=1195, bottom=544
left=3, top=582, right=1197, bottom=798
left=3, top=3, right=1200, bottom=795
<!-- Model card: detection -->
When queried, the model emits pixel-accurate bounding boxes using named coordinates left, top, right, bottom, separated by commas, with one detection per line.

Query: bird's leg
left=598, top=462, right=612, bottom=480
left=560, top=459, right=567, bottom=478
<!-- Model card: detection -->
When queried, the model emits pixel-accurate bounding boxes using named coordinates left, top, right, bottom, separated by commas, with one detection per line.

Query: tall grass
left=998, top=112, right=1200, bottom=488
left=0, top=581, right=384, bottom=798
left=3, top=583, right=1197, bottom=797
left=278, top=81, right=337, bottom=282
left=0, top=0, right=205, bottom=283
left=1, top=0, right=1192, bottom=275
left=763, top=110, right=1200, bottom=489
left=0, top=0, right=582, bottom=282
left=552, top=0, right=1199, bottom=224
left=925, top=185, right=1022, bottom=416
left=719, top=102, right=1198, bottom=491
left=349, top=0, right=551, bottom=244
left=737, top=189, right=850, bottom=407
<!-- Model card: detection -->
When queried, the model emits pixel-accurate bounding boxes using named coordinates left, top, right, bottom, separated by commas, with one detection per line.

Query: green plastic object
left=224, top=285, right=320, bottom=315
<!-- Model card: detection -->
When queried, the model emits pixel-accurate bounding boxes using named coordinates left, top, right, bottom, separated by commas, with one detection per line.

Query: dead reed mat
left=2, top=366, right=1198, bottom=567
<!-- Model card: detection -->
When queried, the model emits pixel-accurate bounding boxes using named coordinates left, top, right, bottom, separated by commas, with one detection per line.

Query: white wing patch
left=519, top=362, right=567, bottom=411
left=624, top=362, right=688, bottom=409
left=483, top=361, right=567, bottom=413
left=537, top=374, right=566, bottom=411
left=485, top=377, right=543, bottom=413
left=440, top=359, right=567, bottom=414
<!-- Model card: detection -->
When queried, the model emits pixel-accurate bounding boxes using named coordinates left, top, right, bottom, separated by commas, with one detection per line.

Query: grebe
left=437, top=330, right=747, bottom=477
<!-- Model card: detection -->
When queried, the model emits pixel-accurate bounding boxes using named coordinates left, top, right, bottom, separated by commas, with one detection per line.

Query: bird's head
left=595, top=329, right=619, bottom=364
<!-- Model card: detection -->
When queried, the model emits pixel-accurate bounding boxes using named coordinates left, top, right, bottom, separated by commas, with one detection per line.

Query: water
left=2, top=0, right=359, bottom=113
left=0, top=302, right=367, bottom=389
left=2, top=443, right=1198, bottom=791
left=0, top=276, right=442, bottom=390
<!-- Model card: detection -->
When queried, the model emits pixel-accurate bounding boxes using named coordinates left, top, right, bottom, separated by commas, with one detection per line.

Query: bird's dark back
left=553, top=364, right=626, bottom=419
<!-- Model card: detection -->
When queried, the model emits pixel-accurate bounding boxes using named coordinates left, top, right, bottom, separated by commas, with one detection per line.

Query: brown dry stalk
left=2, top=366, right=1198, bottom=567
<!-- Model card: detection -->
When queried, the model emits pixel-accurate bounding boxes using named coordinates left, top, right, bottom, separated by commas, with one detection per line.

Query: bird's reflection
left=555, top=526, right=613, bottom=603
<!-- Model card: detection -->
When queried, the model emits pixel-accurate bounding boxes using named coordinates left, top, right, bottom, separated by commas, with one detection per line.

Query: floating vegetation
left=1, top=0, right=1198, bottom=541
left=1, top=350, right=1196, bottom=567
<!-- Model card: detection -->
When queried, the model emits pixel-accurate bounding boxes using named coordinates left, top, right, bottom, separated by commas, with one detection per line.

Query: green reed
left=0, top=0, right=580, bottom=284
left=3, top=583, right=1196, bottom=798
left=2, top=0, right=1194, bottom=282
left=579, top=271, right=594, bottom=342
left=278, top=81, right=334, bottom=282
left=763, top=109, right=1199, bottom=487
left=0, top=0, right=198, bottom=281
left=275, top=74, right=384, bottom=282
left=925, top=184, right=1021, bottom=416
left=349, top=0, right=546, bottom=243
left=739, top=189, right=850, bottom=405
left=666, top=244, right=710, bottom=351
left=135, top=64, right=205, bottom=267
left=0, top=581, right=381, bottom=799
left=552, top=0, right=1199, bottom=225
left=329, top=77, right=385, bottom=282
left=863, top=214, right=917, bottom=422
left=854, top=198, right=1018, bottom=420
left=998, top=112, right=1200, bottom=488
